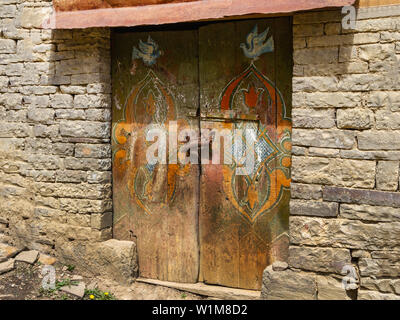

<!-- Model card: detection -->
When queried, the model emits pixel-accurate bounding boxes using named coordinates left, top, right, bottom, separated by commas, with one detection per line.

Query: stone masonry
left=0, top=0, right=137, bottom=284
left=2, top=1, right=400, bottom=298
left=261, top=8, right=400, bottom=300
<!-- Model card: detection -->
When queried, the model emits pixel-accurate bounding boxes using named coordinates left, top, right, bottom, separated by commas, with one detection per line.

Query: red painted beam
left=43, top=0, right=356, bottom=29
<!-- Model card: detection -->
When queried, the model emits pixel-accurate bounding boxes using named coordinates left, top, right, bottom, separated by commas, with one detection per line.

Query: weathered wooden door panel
left=112, top=17, right=292, bottom=289
left=112, top=28, right=200, bottom=283
left=198, top=18, right=292, bottom=289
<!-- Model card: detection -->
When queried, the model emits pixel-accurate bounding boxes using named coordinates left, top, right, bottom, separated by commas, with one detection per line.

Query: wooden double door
left=112, top=17, right=292, bottom=290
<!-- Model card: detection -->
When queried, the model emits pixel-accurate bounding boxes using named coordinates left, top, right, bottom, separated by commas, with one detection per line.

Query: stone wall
left=0, top=0, right=137, bottom=283
left=262, top=8, right=400, bottom=300
left=2, top=1, right=400, bottom=298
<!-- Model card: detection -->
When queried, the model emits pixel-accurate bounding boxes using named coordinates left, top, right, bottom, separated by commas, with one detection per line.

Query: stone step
left=15, top=250, right=39, bottom=265
left=0, top=259, right=15, bottom=275
left=60, top=282, right=86, bottom=299
left=0, top=243, right=20, bottom=263
left=136, top=278, right=261, bottom=300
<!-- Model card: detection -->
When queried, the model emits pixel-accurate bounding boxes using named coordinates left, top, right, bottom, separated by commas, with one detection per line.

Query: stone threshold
left=136, top=278, right=261, bottom=300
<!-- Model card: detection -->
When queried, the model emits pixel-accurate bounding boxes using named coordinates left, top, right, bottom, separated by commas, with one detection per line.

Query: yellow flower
left=104, top=292, right=109, bottom=296
left=89, top=295, right=95, bottom=300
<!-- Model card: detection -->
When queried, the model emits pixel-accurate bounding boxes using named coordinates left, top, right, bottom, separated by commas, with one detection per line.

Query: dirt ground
left=0, top=261, right=205, bottom=300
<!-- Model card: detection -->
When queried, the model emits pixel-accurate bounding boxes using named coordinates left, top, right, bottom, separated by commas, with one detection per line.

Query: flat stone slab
left=0, top=243, right=20, bottom=263
left=0, top=259, right=15, bottom=275
left=38, top=253, right=57, bottom=265
left=15, top=250, right=39, bottom=264
left=272, top=261, right=288, bottom=271
left=136, top=278, right=260, bottom=300
left=60, top=282, right=86, bottom=299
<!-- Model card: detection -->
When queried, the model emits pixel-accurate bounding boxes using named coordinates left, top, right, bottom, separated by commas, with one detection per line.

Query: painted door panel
left=199, top=18, right=292, bottom=290
left=112, top=28, right=200, bottom=283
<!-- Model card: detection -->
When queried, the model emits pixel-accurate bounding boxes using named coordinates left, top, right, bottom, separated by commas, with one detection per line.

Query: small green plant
left=181, top=293, right=187, bottom=299
left=65, top=264, right=75, bottom=272
left=84, top=288, right=116, bottom=300
left=60, top=294, right=70, bottom=300
left=38, top=287, right=56, bottom=298
left=55, top=279, right=79, bottom=290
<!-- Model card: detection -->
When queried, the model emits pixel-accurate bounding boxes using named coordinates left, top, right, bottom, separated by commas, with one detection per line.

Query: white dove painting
left=132, top=36, right=162, bottom=67
left=240, top=25, right=274, bottom=60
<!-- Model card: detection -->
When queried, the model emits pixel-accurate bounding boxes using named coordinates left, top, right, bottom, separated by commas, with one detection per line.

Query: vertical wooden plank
left=198, top=21, right=240, bottom=287
left=112, top=27, right=200, bottom=283
left=270, top=17, right=292, bottom=263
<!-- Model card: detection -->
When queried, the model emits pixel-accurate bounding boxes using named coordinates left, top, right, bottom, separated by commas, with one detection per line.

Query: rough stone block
left=294, top=10, right=342, bottom=24
left=91, top=212, right=113, bottom=230
left=87, top=171, right=112, bottom=184
left=0, top=259, right=14, bottom=275
left=308, top=147, right=339, bottom=158
left=0, top=243, right=19, bottom=263
left=57, top=239, right=138, bottom=285
left=59, top=121, right=110, bottom=139
left=292, top=146, right=306, bottom=156
left=74, top=94, right=110, bottom=109
left=56, top=170, right=86, bottom=183
left=60, top=85, right=87, bottom=95
left=359, top=258, right=400, bottom=278
left=64, top=157, right=111, bottom=171
left=19, top=7, right=52, bottom=29
left=376, top=110, right=400, bottom=129
left=294, top=47, right=338, bottom=65
left=292, top=157, right=375, bottom=188
left=317, top=275, right=351, bottom=300
left=59, top=198, right=111, bottom=214
left=60, top=282, right=85, bottom=298
left=324, top=23, right=341, bottom=35
left=358, top=290, right=400, bottom=300
left=15, top=250, right=39, bottom=264
left=293, top=24, right=324, bottom=36
left=307, top=33, right=380, bottom=47
left=271, top=261, right=288, bottom=271
left=340, top=150, right=400, bottom=161
left=344, top=18, right=398, bottom=33
left=292, top=108, right=335, bottom=129
left=50, top=94, right=73, bottom=109
left=55, top=109, right=86, bottom=120
left=293, top=92, right=361, bottom=108
left=358, top=131, right=400, bottom=150
left=261, top=266, right=316, bottom=300
left=85, top=109, right=111, bottom=122
left=38, top=253, right=57, bottom=265
left=340, top=204, right=400, bottom=222
left=290, top=200, right=338, bottom=217
left=323, top=186, right=400, bottom=207
left=290, top=183, right=322, bottom=200
left=290, top=216, right=400, bottom=250
left=27, top=108, right=55, bottom=123
left=289, top=246, right=351, bottom=274
left=376, top=161, right=399, bottom=191
left=292, top=129, right=355, bottom=149
left=337, top=108, right=373, bottom=129
left=0, top=39, right=16, bottom=54
left=75, top=144, right=111, bottom=159
left=293, top=77, right=338, bottom=92
left=361, top=277, right=398, bottom=295
left=358, top=43, right=395, bottom=61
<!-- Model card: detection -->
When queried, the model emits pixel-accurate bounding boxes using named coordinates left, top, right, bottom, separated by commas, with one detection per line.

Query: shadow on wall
left=0, top=1, right=136, bottom=281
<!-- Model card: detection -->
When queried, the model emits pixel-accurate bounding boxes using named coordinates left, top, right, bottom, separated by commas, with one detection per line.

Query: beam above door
left=43, top=0, right=356, bottom=29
